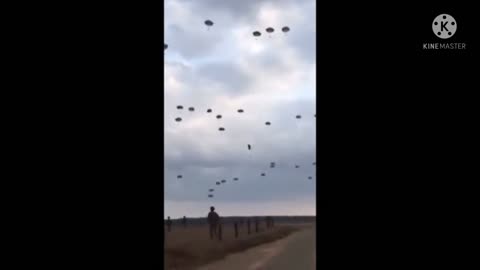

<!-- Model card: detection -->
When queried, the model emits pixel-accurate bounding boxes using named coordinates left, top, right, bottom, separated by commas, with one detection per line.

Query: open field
left=197, top=224, right=316, bottom=270
left=165, top=221, right=314, bottom=270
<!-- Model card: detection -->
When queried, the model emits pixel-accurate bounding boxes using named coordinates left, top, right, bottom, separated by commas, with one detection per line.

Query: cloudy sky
left=164, top=0, right=316, bottom=218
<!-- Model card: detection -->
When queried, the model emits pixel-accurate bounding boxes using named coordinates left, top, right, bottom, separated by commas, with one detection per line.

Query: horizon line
left=165, top=214, right=317, bottom=220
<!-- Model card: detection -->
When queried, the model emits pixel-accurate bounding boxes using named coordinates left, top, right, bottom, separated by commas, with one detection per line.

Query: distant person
left=207, top=206, right=220, bottom=240
left=182, top=216, right=187, bottom=228
left=166, top=216, right=172, bottom=232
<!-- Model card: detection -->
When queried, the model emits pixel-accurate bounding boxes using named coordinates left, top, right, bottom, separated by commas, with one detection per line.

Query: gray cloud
left=165, top=0, right=316, bottom=217
left=196, top=61, right=252, bottom=95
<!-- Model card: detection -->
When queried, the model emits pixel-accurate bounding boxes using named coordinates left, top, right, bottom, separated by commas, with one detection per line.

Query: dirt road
left=196, top=226, right=315, bottom=270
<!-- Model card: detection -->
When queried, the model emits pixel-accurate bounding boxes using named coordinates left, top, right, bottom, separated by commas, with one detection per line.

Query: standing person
left=207, top=206, right=220, bottom=240
left=166, top=216, right=172, bottom=232
left=182, top=216, right=187, bottom=228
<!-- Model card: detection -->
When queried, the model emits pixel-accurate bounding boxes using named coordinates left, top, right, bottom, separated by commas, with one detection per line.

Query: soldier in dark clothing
left=207, top=206, right=220, bottom=240
left=182, top=216, right=187, bottom=228
left=166, top=216, right=172, bottom=232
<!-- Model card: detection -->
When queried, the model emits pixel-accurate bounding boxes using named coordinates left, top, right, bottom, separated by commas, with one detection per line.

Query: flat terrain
left=165, top=222, right=313, bottom=270
left=197, top=224, right=315, bottom=270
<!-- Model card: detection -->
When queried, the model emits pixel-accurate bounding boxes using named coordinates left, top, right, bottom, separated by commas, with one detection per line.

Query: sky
left=164, top=0, right=316, bottom=219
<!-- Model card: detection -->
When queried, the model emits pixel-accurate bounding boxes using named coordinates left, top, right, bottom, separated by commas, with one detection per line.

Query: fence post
left=247, top=219, right=251, bottom=235
left=234, top=222, right=238, bottom=239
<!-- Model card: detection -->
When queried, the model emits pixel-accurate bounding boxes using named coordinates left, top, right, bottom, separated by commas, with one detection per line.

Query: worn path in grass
left=196, top=225, right=315, bottom=270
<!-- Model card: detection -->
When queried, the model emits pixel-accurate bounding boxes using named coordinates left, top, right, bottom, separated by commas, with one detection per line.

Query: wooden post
left=247, top=219, right=251, bottom=235
left=234, top=222, right=238, bottom=239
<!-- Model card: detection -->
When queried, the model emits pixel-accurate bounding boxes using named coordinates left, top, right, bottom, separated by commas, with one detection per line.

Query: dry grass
left=164, top=223, right=301, bottom=270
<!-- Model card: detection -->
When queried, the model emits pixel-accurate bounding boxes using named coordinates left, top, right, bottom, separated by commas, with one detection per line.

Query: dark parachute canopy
left=175, top=117, right=182, bottom=122
left=216, top=181, right=220, bottom=185
left=209, top=189, right=214, bottom=192
left=265, top=121, right=271, bottom=126
left=295, top=165, right=300, bottom=168
left=164, top=44, right=168, bottom=50
left=237, top=109, right=244, bottom=113
left=221, top=179, right=226, bottom=183
left=314, top=114, right=316, bottom=117
left=216, top=115, right=222, bottom=119
left=208, top=194, right=213, bottom=198
left=282, top=26, right=290, bottom=33
left=308, top=176, right=313, bottom=180
left=261, top=173, right=266, bottom=176
left=233, top=177, right=239, bottom=181
left=177, top=175, right=182, bottom=179
left=207, top=109, right=212, bottom=113
left=205, top=20, right=214, bottom=27
left=188, top=107, right=195, bottom=112
left=296, top=115, right=302, bottom=119
left=266, top=27, right=274, bottom=33
left=253, top=31, right=261, bottom=37
left=247, top=144, right=251, bottom=150
left=219, top=127, right=225, bottom=131
left=177, top=105, right=183, bottom=110
left=312, top=162, right=316, bottom=165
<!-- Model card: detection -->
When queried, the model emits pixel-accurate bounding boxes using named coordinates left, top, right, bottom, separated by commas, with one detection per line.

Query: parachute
left=164, top=44, right=168, bottom=50
left=247, top=144, right=251, bottom=150
left=266, top=27, right=274, bottom=38
left=175, top=117, right=182, bottom=122
left=177, top=175, right=182, bottom=179
left=295, top=165, right=300, bottom=168
left=282, top=26, right=290, bottom=33
left=204, top=19, right=214, bottom=30
left=237, top=109, right=244, bottom=113
left=296, top=115, right=302, bottom=119
left=216, top=115, right=222, bottom=119
left=205, top=20, right=214, bottom=26
left=265, top=121, right=271, bottom=126
left=233, top=177, right=239, bottom=181
left=209, top=189, right=214, bottom=192
left=221, top=179, right=226, bottom=183
left=216, top=181, right=220, bottom=185
left=253, top=31, right=261, bottom=37
left=207, top=109, right=212, bottom=113
left=308, top=176, right=313, bottom=180
left=188, top=107, right=195, bottom=112
left=208, top=194, right=214, bottom=198
left=219, top=127, right=225, bottom=131
left=261, top=173, right=266, bottom=176
left=176, top=105, right=183, bottom=110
